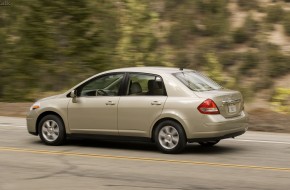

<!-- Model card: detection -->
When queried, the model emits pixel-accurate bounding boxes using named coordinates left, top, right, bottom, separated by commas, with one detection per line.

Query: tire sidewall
left=38, top=115, right=66, bottom=145
left=154, top=120, right=186, bottom=154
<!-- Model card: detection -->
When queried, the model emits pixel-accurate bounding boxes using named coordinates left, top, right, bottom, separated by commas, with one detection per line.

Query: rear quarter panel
left=156, top=97, right=204, bottom=139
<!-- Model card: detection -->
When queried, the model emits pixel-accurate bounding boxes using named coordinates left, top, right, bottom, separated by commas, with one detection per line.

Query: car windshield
left=173, top=71, right=222, bottom=91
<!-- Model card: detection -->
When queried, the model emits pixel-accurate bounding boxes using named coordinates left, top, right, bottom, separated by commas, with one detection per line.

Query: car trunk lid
left=194, top=89, right=244, bottom=118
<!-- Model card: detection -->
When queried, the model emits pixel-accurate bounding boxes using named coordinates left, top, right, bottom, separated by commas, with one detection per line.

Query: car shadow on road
left=39, top=137, right=246, bottom=155
left=183, top=143, right=245, bottom=154
left=65, top=138, right=159, bottom=152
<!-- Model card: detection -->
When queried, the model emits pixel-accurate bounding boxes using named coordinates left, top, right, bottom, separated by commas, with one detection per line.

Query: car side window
left=79, top=73, right=124, bottom=97
left=126, top=73, right=166, bottom=96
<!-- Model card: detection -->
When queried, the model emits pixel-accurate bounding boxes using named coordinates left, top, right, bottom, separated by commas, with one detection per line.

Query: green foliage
left=167, top=0, right=229, bottom=39
left=233, top=27, right=249, bottom=43
left=203, top=52, right=223, bottom=84
left=219, top=52, right=240, bottom=67
left=266, top=5, right=284, bottom=23
left=254, top=77, right=273, bottom=91
left=1, top=0, right=120, bottom=101
left=233, top=15, right=259, bottom=44
left=116, top=0, right=161, bottom=67
left=283, top=12, right=290, bottom=36
left=214, top=36, right=234, bottom=50
left=1, top=0, right=290, bottom=102
left=237, top=0, right=259, bottom=10
left=268, top=50, right=290, bottom=77
left=236, top=86, right=254, bottom=101
left=271, top=88, right=290, bottom=113
left=239, top=51, right=260, bottom=75
left=196, top=0, right=230, bottom=36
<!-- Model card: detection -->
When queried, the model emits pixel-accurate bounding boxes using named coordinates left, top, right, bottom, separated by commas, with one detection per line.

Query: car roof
left=104, top=67, right=193, bottom=75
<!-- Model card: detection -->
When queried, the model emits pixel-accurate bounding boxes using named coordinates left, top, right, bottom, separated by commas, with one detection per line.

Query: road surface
left=0, top=116, right=289, bottom=190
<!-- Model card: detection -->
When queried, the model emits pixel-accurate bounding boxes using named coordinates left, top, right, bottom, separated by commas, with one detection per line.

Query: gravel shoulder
left=0, top=102, right=31, bottom=118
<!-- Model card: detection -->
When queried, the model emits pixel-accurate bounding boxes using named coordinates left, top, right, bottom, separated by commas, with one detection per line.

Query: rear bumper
left=188, top=130, right=246, bottom=143
left=185, top=111, right=249, bottom=140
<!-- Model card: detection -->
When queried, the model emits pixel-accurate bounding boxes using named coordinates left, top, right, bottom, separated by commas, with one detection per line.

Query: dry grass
left=0, top=102, right=32, bottom=118
left=248, top=108, right=290, bottom=133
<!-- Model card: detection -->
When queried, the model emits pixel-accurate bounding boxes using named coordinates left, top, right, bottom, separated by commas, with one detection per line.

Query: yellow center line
left=0, top=146, right=289, bottom=172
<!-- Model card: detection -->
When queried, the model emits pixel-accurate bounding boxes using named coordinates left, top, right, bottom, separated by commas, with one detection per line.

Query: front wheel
left=38, top=115, right=66, bottom=145
left=154, top=120, right=186, bottom=154
left=198, top=140, right=220, bottom=147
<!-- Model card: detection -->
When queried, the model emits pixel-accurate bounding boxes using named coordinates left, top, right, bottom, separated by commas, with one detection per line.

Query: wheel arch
left=36, top=111, right=65, bottom=135
left=150, top=117, right=187, bottom=142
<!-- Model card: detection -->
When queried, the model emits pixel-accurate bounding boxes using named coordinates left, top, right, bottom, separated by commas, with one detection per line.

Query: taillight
left=197, top=99, right=220, bottom=114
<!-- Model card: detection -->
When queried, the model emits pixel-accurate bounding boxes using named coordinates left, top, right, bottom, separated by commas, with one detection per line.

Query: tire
left=198, top=140, right=220, bottom=147
left=154, top=120, right=186, bottom=154
left=38, top=115, right=66, bottom=145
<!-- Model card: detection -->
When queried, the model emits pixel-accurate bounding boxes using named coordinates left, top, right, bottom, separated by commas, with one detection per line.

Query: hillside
left=0, top=0, right=290, bottom=118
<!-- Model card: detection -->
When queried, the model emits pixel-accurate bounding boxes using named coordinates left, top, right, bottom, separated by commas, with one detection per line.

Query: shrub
left=271, top=88, right=290, bottom=113
left=283, top=12, right=290, bottom=35
left=239, top=51, right=259, bottom=75
left=253, top=77, right=273, bottom=91
left=214, top=36, right=234, bottom=50
left=237, top=0, right=259, bottom=10
left=219, top=52, right=240, bottom=67
left=268, top=50, right=290, bottom=77
left=233, top=15, right=259, bottom=44
left=194, top=0, right=229, bottom=36
left=168, top=24, right=189, bottom=48
left=266, top=5, right=284, bottom=23
left=233, top=27, right=249, bottom=43
left=237, top=86, right=254, bottom=102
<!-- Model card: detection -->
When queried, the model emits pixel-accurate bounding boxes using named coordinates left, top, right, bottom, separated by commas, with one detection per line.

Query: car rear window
left=173, top=71, right=222, bottom=91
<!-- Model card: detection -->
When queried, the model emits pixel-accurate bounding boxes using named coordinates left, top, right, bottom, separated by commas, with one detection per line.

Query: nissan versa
left=27, top=67, right=248, bottom=153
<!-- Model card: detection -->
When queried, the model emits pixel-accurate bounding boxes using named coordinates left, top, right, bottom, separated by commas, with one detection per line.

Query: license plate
left=228, top=104, right=237, bottom=113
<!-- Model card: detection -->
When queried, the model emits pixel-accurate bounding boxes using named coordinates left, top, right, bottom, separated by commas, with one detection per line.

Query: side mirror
left=70, top=90, right=78, bottom=103
left=70, top=90, right=77, bottom=98
left=155, top=76, right=162, bottom=82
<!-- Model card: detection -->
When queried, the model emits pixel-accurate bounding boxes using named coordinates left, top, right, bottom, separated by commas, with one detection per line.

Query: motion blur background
left=0, top=0, right=290, bottom=132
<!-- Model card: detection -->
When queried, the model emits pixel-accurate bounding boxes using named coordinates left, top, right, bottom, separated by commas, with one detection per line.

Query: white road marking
left=227, top=139, right=290, bottom=145
left=0, top=124, right=26, bottom=128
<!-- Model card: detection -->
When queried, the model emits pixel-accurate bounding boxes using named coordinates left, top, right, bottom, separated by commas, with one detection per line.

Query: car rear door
left=117, top=73, right=167, bottom=137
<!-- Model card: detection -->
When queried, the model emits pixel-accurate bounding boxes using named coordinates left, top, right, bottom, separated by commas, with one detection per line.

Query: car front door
left=118, top=73, right=167, bottom=137
left=67, top=73, right=124, bottom=135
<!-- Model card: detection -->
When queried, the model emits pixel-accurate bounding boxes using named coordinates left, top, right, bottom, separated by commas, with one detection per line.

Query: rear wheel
left=38, top=115, right=66, bottom=145
left=198, top=140, right=220, bottom=147
left=154, top=120, right=186, bottom=154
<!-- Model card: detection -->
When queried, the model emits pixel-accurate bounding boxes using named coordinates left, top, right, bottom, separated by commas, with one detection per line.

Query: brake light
left=197, top=99, right=220, bottom=114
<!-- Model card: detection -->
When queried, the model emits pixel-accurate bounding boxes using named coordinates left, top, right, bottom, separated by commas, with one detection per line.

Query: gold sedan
left=27, top=67, right=248, bottom=153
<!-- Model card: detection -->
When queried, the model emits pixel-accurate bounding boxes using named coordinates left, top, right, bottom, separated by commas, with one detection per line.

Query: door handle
left=105, top=101, right=115, bottom=105
left=151, top=101, right=162, bottom=105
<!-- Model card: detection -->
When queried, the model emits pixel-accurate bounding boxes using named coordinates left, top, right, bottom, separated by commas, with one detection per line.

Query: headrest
left=148, top=80, right=162, bottom=90
left=130, top=82, right=142, bottom=94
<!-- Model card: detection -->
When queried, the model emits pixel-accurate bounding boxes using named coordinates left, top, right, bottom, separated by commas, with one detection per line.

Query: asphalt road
left=0, top=116, right=290, bottom=190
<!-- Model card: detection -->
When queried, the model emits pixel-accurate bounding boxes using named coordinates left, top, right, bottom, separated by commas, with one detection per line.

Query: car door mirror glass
left=155, top=76, right=162, bottom=82
left=70, top=90, right=77, bottom=98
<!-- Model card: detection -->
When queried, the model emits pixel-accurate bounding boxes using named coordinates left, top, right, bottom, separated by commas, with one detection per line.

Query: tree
left=116, top=0, right=161, bottom=67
